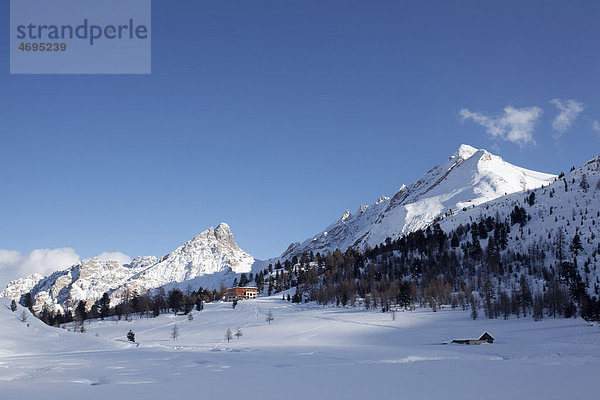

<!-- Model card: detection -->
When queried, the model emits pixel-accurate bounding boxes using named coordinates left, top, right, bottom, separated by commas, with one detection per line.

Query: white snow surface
left=281, top=144, right=556, bottom=259
left=0, top=296, right=598, bottom=399
left=435, top=154, right=600, bottom=294
left=1, top=223, right=254, bottom=312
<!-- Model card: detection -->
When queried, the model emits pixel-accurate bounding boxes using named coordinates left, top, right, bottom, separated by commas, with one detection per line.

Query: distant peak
left=191, top=222, right=234, bottom=244
left=376, top=195, right=390, bottom=205
left=451, top=144, right=479, bottom=160
left=215, top=222, right=235, bottom=243
left=586, top=155, right=600, bottom=165
left=215, top=222, right=232, bottom=234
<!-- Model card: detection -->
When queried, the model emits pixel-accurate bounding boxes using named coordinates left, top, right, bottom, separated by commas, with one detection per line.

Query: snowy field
left=1, top=297, right=599, bottom=400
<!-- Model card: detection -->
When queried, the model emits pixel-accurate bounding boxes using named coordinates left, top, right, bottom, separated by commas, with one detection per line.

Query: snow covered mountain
left=436, top=154, right=600, bottom=276
left=0, top=223, right=254, bottom=313
left=118, top=222, right=254, bottom=297
left=281, top=144, right=556, bottom=260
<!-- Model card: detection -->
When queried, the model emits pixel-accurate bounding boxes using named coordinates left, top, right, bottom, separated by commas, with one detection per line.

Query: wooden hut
left=451, top=331, right=494, bottom=345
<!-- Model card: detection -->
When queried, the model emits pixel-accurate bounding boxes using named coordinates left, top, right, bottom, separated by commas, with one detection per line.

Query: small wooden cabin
left=479, top=332, right=494, bottom=343
left=451, top=331, right=494, bottom=345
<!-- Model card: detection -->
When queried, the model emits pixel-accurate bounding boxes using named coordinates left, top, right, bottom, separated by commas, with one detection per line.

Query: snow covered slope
left=436, top=155, right=600, bottom=284
left=281, top=144, right=556, bottom=260
left=0, top=298, right=125, bottom=358
left=1, top=295, right=598, bottom=399
left=1, top=223, right=254, bottom=313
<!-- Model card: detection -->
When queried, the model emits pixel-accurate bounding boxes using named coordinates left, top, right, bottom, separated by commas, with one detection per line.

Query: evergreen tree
left=195, top=295, right=204, bottom=311
left=570, top=233, right=583, bottom=257
left=579, top=174, right=589, bottom=192
left=10, top=299, right=17, bottom=312
left=556, top=229, right=566, bottom=263
left=510, top=206, right=528, bottom=227
left=75, top=300, right=87, bottom=322
left=23, top=293, right=33, bottom=311
left=127, top=330, right=135, bottom=342
left=168, top=289, right=184, bottom=313
left=450, top=233, right=459, bottom=248
left=99, top=293, right=110, bottom=319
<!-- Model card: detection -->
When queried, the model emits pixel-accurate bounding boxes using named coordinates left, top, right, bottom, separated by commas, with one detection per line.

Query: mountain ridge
left=0, top=223, right=254, bottom=313
left=0, top=144, right=562, bottom=313
left=279, top=144, right=556, bottom=261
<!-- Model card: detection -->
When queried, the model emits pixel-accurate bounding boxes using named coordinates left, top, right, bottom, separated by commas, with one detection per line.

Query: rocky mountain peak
left=278, top=144, right=556, bottom=261
left=452, top=144, right=479, bottom=160
left=2, top=223, right=254, bottom=313
left=215, top=222, right=234, bottom=243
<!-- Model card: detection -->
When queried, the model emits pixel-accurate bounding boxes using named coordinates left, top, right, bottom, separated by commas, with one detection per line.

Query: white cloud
left=96, top=251, right=132, bottom=266
left=0, top=248, right=133, bottom=287
left=0, top=250, right=22, bottom=267
left=550, top=99, right=585, bottom=136
left=459, top=106, right=542, bottom=147
left=593, top=121, right=600, bottom=136
left=0, top=248, right=80, bottom=287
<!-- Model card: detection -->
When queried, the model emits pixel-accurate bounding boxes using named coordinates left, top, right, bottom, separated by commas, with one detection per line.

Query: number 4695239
left=18, top=42, right=67, bottom=52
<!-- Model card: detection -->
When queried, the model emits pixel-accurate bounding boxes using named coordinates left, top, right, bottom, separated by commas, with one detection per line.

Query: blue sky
left=1, top=1, right=600, bottom=283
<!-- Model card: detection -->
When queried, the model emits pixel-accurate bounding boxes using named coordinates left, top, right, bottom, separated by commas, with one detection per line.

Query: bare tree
left=171, top=324, right=179, bottom=340
left=225, top=328, right=233, bottom=342
left=19, top=310, right=28, bottom=323
left=266, top=310, right=274, bottom=325
left=235, top=327, right=243, bottom=340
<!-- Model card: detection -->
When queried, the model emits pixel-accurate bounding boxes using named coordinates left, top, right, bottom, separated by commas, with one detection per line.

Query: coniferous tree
left=23, top=293, right=33, bottom=311
left=75, top=300, right=87, bottom=322
left=579, top=174, right=589, bottom=192
left=168, top=289, right=184, bottom=313
left=556, top=229, right=566, bottom=263
left=450, top=233, right=459, bottom=248
left=99, top=293, right=110, bottom=319
left=570, top=233, right=584, bottom=257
